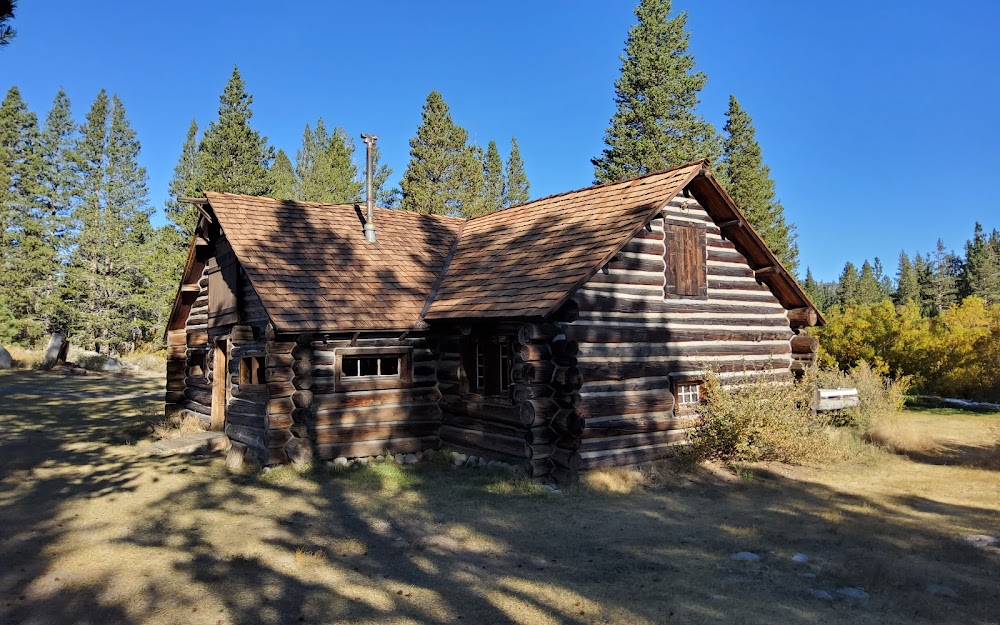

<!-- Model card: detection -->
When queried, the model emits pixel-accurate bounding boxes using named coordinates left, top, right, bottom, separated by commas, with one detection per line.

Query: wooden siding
left=567, top=196, right=795, bottom=469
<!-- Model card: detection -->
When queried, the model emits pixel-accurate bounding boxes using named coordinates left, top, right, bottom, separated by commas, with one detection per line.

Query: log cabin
left=164, top=158, right=823, bottom=481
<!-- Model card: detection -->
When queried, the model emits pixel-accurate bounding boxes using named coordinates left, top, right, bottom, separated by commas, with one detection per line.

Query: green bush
left=688, top=372, right=828, bottom=463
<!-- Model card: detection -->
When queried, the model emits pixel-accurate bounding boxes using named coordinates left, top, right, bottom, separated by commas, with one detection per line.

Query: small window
left=677, top=383, right=701, bottom=405
left=463, top=338, right=513, bottom=398
left=239, top=356, right=265, bottom=385
left=342, top=355, right=400, bottom=378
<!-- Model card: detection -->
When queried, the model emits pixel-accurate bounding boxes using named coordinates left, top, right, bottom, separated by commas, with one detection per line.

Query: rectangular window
left=463, top=338, right=513, bottom=398
left=663, top=221, right=707, bottom=299
left=677, top=383, right=700, bottom=405
left=336, top=347, right=412, bottom=391
left=239, top=356, right=265, bottom=385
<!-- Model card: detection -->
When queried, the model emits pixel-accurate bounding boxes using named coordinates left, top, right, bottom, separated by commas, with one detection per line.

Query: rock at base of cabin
left=926, top=583, right=958, bottom=599
left=393, top=453, right=404, bottom=464
left=836, top=587, right=870, bottom=600
left=226, top=442, right=259, bottom=474
left=403, top=453, right=418, bottom=465
left=42, top=333, right=66, bottom=366
left=731, top=552, right=761, bottom=562
left=285, top=437, right=313, bottom=467
left=101, top=357, right=123, bottom=373
left=333, top=457, right=349, bottom=468
left=791, top=553, right=809, bottom=564
left=413, top=450, right=424, bottom=461
left=375, top=455, right=385, bottom=463
left=451, top=452, right=467, bottom=467
left=477, top=457, right=488, bottom=468
left=0, top=345, right=12, bottom=369
left=465, top=455, right=478, bottom=467
left=808, top=589, right=833, bottom=601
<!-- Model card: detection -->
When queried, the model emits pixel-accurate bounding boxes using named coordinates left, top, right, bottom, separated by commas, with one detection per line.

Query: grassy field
left=0, top=370, right=998, bottom=625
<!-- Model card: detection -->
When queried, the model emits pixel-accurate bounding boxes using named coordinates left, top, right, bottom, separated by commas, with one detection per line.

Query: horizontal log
left=266, top=353, right=294, bottom=368
left=184, top=386, right=212, bottom=407
left=551, top=339, right=580, bottom=358
left=267, top=428, right=294, bottom=449
left=266, top=412, right=294, bottom=429
left=186, top=331, right=208, bottom=347
left=512, top=384, right=555, bottom=403
left=291, top=344, right=313, bottom=360
left=569, top=324, right=790, bottom=344
left=791, top=334, right=819, bottom=354
left=518, top=343, right=551, bottom=362
left=226, top=423, right=266, bottom=451
left=442, top=413, right=525, bottom=438
left=265, top=368, right=294, bottom=383
left=229, top=397, right=265, bottom=416
left=518, top=323, right=561, bottom=344
left=787, top=307, right=818, bottom=328
left=292, top=373, right=313, bottom=390
left=292, top=390, right=313, bottom=409
left=167, top=330, right=187, bottom=346
left=520, top=398, right=559, bottom=427
left=226, top=411, right=266, bottom=428
left=584, top=414, right=699, bottom=436
left=578, top=342, right=791, bottom=359
left=577, top=390, right=675, bottom=419
left=439, top=425, right=528, bottom=458
left=267, top=381, right=295, bottom=398
left=312, top=420, right=440, bottom=445
left=439, top=395, right=523, bottom=427
left=550, top=299, right=580, bottom=323
left=315, top=436, right=437, bottom=461
left=292, top=359, right=314, bottom=376
left=166, top=378, right=186, bottom=392
left=607, top=253, right=665, bottom=273
left=266, top=341, right=296, bottom=354
left=579, top=440, right=687, bottom=469
left=549, top=447, right=581, bottom=470
left=312, top=387, right=441, bottom=412
left=165, top=390, right=185, bottom=404
left=580, top=429, right=687, bottom=452
left=231, top=325, right=255, bottom=342
left=268, top=397, right=294, bottom=415
left=588, top=270, right=662, bottom=287
left=437, top=441, right=543, bottom=474
left=309, top=403, right=442, bottom=428
left=569, top=294, right=785, bottom=316
left=167, top=345, right=187, bottom=359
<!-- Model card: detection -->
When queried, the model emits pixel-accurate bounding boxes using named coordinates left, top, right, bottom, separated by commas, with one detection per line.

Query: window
left=677, top=383, right=700, bottom=405
left=335, top=347, right=412, bottom=391
left=239, top=356, right=265, bottom=385
left=663, top=221, right=707, bottom=299
left=463, top=337, right=513, bottom=398
left=342, top=355, right=400, bottom=378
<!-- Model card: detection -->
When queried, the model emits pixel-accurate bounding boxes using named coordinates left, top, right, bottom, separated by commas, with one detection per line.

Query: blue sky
left=3, top=1, right=998, bottom=280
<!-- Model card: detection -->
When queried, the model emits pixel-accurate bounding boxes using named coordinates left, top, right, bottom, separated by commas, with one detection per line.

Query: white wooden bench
left=816, top=388, right=860, bottom=412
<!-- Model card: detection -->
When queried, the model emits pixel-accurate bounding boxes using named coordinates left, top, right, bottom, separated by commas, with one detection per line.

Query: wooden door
left=210, top=339, right=228, bottom=431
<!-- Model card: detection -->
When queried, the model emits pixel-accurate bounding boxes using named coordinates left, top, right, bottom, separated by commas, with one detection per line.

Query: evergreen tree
left=835, top=261, right=860, bottom=307
left=67, top=92, right=156, bottom=353
left=592, top=0, right=718, bottom=183
left=370, top=142, right=396, bottom=207
left=164, top=119, right=203, bottom=236
left=400, top=90, right=481, bottom=216
left=894, top=251, right=920, bottom=305
left=856, top=260, right=884, bottom=305
left=0, top=85, right=45, bottom=338
left=482, top=140, right=505, bottom=213
left=802, top=267, right=836, bottom=312
left=872, top=257, right=893, bottom=300
left=926, top=239, right=961, bottom=315
left=198, top=67, right=274, bottom=196
left=0, top=0, right=15, bottom=48
left=914, top=252, right=936, bottom=315
left=269, top=149, right=297, bottom=200
left=297, top=121, right=362, bottom=204
left=962, top=222, right=1000, bottom=304
left=718, top=95, right=798, bottom=272
left=504, top=137, right=530, bottom=207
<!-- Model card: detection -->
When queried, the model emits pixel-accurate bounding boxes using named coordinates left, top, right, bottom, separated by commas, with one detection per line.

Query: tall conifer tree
left=400, top=90, right=480, bottom=216
left=894, top=251, right=920, bottom=305
left=962, top=222, right=1000, bottom=304
left=504, top=137, right=530, bottom=207
left=269, top=149, right=297, bottom=200
left=198, top=67, right=274, bottom=196
left=165, top=119, right=203, bottom=236
left=482, top=140, right=505, bottom=213
left=718, top=95, right=798, bottom=272
left=835, top=262, right=860, bottom=307
left=592, top=0, right=718, bottom=183
left=369, top=142, right=395, bottom=207
left=856, top=260, right=884, bottom=305
left=296, top=120, right=363, bottom=204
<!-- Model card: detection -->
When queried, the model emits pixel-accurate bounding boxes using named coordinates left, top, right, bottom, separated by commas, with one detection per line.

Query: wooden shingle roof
left=198, top=160, right=821, bottom=333
left=204, top=192, right=462, bottom=332
left=423, top=162, right=704, bottom=319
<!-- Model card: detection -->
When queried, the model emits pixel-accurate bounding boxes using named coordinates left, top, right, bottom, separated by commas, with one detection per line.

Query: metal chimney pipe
left=361, top=133, right=378, bottom=243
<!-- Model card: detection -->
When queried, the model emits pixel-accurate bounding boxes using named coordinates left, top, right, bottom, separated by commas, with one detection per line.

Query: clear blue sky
left=4, top=1, right=998, bottom=280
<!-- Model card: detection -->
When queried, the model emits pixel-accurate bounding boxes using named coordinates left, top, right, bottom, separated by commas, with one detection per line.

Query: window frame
left=671, top=374, right=704, bottom=415
left=334, top=346, right=413, bottom=391
left=239, top=355, right=265, bottom=386
left=462, top=336, right=514, bottom=400
left=662, top=218, right=709, bottom=300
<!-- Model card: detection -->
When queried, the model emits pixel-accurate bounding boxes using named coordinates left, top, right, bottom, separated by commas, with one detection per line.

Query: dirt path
left=0, top=371, right=998, bottom=625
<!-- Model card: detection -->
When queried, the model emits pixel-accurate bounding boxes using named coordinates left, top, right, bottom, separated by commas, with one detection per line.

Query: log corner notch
left=786, top=307, right=819, bottom=330
left=789, top=331, right=820, bottom=377
left=516, top=320, right=583, bottom=484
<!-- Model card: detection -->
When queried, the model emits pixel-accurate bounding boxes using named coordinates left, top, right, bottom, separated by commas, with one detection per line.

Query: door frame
left=210, top=338, right=228, bottom=431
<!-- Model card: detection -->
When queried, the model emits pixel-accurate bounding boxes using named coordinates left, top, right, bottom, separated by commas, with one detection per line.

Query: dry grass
left=152, top=413, right=205, bottom=441
left=0, top=370, right=998, bottom=625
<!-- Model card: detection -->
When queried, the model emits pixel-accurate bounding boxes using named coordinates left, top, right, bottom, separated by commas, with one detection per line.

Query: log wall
left=282, top=333, right=441, bottom=463
left=566, top=195, right=798, bottom=470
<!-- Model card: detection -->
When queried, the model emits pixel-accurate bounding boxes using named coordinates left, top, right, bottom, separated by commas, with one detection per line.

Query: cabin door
left=210, top=339, right=228, bottom=431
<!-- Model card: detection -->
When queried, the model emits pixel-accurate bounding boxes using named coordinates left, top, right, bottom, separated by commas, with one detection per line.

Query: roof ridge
left=464, top=159, right=709, bottom=223
left=204, top=191, right=464, bottom=223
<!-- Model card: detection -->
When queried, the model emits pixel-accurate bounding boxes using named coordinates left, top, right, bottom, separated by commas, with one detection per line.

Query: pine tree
left=269, top=149, right=297, bottom=200
left=872, top=257, right=893, bottom=300
left=0, top=85, right=45, bottom=338
left=926, top=239, right=961, bottom=314
left=296, top=120, right=363, bottom=204
left=0, top=0, right=15, bottom=48
left=802, top=267, right=835, bottom=312
left=835, top=262, right=860, bottom=307
left=914, top=252, right=935, bottom=315
left=400, top=90, right=481, bottom=216
left=370, top=142, right=396, bottom=207
left=164, top=119, right=203, bottom=236
left=894, top=251, right=920, bottom=305
left=717, top=96, right=797, bottom=272
left=482, top=140, right=505, bottom=213
left=592, top=0, right=718, bottom=183
left=856, top=260, right=884, bottom=305
left=962, top=222, right=1000, bottom=304
left=67, top=93, right=156, bottom=353
left=504, top=137, right=530, bottom=207
left=198, top=67, right=274, bottom=196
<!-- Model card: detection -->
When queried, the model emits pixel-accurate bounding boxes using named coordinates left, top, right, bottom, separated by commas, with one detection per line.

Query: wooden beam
left=180, top=284, right=200, bottom=293
left=718, top=219, right=742, bottom=230
left=753, top=265, right=780, bottom=280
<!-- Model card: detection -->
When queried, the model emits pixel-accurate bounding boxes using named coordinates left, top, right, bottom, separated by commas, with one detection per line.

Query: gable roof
left=204, top=192, right=462, bottom=332
left=185, top=161, right=822, bottom=334
left=423, top=162, right=704, bottom=319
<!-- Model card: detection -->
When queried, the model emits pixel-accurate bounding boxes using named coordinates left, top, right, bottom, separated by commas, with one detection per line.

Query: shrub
left=817, top=360, right=910, bottom=432
left=688, top=372, right=828, bottom=463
